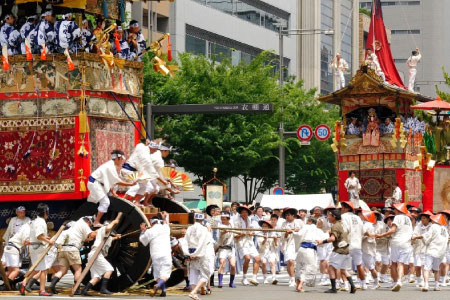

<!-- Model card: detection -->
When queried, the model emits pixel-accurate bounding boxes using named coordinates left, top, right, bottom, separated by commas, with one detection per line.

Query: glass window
left=231, top=49, right=241, bottom=66
left=208, top=0, right=233, bottom=15
left=186, top=35, right=207, bottom=56
left=235, top=1, right=261, bottom=26
left=240, top=52, right=253, bottom=65
left=210, top=42, right=232, bottom=62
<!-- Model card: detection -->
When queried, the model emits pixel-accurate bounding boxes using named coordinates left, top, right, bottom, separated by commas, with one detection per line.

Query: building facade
left=170, top=0, right=298, bottom=78
left=360, top=0, right=450, bottom=97
left=130, top=0, right=171, bottom=44
left=298, top=0, right=360, bottom=94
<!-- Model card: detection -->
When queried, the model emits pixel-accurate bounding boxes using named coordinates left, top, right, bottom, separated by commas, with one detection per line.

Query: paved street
left=1, top=273, right=449, bottom=300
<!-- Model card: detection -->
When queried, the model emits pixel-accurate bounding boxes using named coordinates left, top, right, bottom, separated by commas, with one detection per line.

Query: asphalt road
left=1, top=275, right=449, bottom=300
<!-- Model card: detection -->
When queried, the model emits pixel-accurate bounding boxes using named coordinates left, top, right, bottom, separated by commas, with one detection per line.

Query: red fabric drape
left=367, top=0, right=406, bottom=89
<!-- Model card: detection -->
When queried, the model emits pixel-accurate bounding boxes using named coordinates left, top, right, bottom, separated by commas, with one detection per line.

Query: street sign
left=273, top=187, right=284, bottom=195
left=297, top=125, right=313, bottom=144
left=314, top=124, right=331, bottom=141
left=151, top=103, right=274, bottom=115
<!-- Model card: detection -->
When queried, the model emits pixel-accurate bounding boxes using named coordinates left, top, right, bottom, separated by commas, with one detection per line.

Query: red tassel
left=167, top=34, right=172, bottom=61
left=115, top=35, right=121, bottom=53
left=41, top=45, right=47, bottom=61
left=25, top=44, right=32, bottom=61
left=2, top=56, right=8, bottom=71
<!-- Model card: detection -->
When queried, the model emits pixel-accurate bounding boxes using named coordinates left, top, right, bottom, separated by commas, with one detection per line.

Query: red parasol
left=411, top=96, right=450, bottom=112
left=411, top=96, right=450, bottom=124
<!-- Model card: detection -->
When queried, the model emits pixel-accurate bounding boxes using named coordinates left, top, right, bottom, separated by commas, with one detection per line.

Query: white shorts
left=390, top=247, right=412, bottom=264
left=446, top=249, right=450, bottom=263
left=261, top=252, right=277, bottom=264
left=329, top=252, right=351, bottom=270
left=375, top=252, right=381, bottom=263
left=349, top=248, right=363, bottom=266
left=30, top=248, right=53, bottom=271
left=317, top=243, right=332, bottom=261
left=414, top=254, right=424, bottom=267
left=217, top=248, right=235, bottom=260
left=97, top=195, right=110, bottom=213
left=238, top=246, right=259, bottom=259
left=362, top=253, right=375, bottom=270
left=283, top=244, right=296, bottom=262
left=423, top=255, right=442, bottom=271
left=380, top=254, right=390, bottom=265
left=152, top=255, right=172, bottom=279
left=3, top=251, right=20, bottom=268
left=89, top=253, right=114, bottom=279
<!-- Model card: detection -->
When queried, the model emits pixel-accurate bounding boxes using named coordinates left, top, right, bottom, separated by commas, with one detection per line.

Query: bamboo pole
left=169, top=224, right=292, bottom=233
left=25, top=224, right=66, bottom=279
left=70, top=212, right=123, bottom=296
left=0, top=244, right=11, bottom=290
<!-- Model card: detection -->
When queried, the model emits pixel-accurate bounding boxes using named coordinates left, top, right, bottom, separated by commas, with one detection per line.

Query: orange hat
left=431, top=214, right=447, bottom=226
left=393, top=203, right=409, bottom=215
left=362, top=210, right=376, bottom=224
left=438, top=210, right=450, bottom=218
left=340, top=201, right=354, bottom=210
left=419, top=211, right=433, bottom=218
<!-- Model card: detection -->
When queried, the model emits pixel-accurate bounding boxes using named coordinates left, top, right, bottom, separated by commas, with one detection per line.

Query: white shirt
left=150, top=150, right=165, bottom=179
left=406, top=53, right=421, bottom=69
left=185, top=222, right=209, bottom=257
left=294, top=223, right=321, bottom=245
left=90, top=160, right=122, bottom=195
left=392, top=187, right=402, bottom=203
left=3, top=216, right=31, bottom=243
left=281, top=219, right=304, bottom=249
left=330, top=58, right=348, bottom=74
left=5, top=222, right=31, bottom=251
left=56, top=218, right=92, bottom=251
left=233, top=216, right=256, bottom=250
left=375, top=221, right=389, bottom=254
left=178, top=237, right=189, bottom=256
left=140, top=223, right=171, bottom=259
left=391, top=214, right=413, bottom=249
left=126, top=143, right=158, bottom=180
left=412, top=221, right=429, bottom=255
left=423, top=223, right=448, bottom=258
left=30, top=217, right=47, bottom=246
left=217, top=223, right=234, bottom=247
left=362, top=221, right=377, bottom=256
left=91, top=226, right=113, bottom=257
left=344, top=177, right=360, bottom=191
left=341, top=212, right=363, bottom=250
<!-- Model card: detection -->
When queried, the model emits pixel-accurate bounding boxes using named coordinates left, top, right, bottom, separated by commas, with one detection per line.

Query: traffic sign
left=314, top=124, right=331, bottom=141
left=273, top=187, right=284, bottom=195
left=297, top=125, right=313, bottom=142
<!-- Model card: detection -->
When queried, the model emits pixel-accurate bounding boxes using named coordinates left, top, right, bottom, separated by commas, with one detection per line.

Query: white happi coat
left=140, top=223, right=172, bottom=279
left=3, top=222, right=31, bottom=267
left=125, top=143, right=158, bottom=180
left=56, top=218, right=92, bottom=251
left=88, top=226, right=114, bottom=279
left=29, top=217, right=53, bottom=271
left=233, top=216, right=257, bottom=251
left=422, top=223, right=448, bottom=259
left=294, top=224, right=321, bottom=285
left=185, top=222, right=211, bottom=283
left=87, top=160, right=122, bottom=203
left=2, top=216, right=31, bottom=243
left=341, top=212, right=363, bottom=250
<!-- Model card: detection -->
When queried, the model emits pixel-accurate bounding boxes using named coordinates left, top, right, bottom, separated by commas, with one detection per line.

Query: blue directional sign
left=296, top=125, right=313, bottom=142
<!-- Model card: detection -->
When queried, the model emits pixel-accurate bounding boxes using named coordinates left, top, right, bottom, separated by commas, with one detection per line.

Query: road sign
left=273, top=187, right=284, bottom=195
left=314, top=124, right=331, bottom=141
left=297, top=125, right=313, bottom=143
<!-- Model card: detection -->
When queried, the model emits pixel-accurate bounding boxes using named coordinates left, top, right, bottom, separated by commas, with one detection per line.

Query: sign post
left=296, top=125, right=313, bottom=145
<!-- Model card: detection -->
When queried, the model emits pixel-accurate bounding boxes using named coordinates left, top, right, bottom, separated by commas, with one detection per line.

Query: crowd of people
left=173, top=201, right=450, bottom=299
left=0, top=8, right=147, bottom=62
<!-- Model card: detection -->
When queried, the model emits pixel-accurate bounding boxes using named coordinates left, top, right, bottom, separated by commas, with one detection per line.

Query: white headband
left=159, top=143, right=172, bottom=151
left=111, top=153, right=125, bottom=160
left=148, top=142, right=159, bottom=149
left=194, top=213, right=205, bottom=220
left=42, top=11, right=52, bottom=17
left=130, top=22, right=139, bottom=28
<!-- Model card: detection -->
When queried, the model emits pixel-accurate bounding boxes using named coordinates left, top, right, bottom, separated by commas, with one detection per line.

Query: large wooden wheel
left=71, top=196, right=151, bottom=292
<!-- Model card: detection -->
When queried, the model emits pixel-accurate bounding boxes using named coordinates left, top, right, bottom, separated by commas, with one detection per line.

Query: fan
left=179, top=172, right=194, bottom=191
left=126, top=172, right=152, bottom=182
left=160, top=167, right=183, bottom=186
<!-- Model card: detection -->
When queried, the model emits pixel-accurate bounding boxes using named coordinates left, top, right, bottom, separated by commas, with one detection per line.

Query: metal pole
left=146, top=104, right=154, bottom=139
left=279, top=25, right=285, bottom=189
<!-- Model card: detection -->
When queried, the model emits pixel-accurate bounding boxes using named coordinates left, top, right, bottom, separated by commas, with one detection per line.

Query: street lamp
left=277, top=26, right=334, bottom=190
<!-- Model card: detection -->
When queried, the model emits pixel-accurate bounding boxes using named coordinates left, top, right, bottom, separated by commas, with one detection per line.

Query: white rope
left=399, top=1, right=418, bottom=48
left=340, top=4, right=353, bottom=46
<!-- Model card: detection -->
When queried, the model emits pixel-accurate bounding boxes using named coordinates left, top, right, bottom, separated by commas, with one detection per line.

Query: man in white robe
left=88, top=150, right=135, bottom=226
left=186, top=213, right=212, bottom=299
left=140, top=211, right=172, bottom=297
left=82, top=219, right=121, bottom=296
left=280, top=208, right=304, bottom=287
left=20, top=203, right=54, bottom=296
left=344, top=171, right=361, bottom=209
left=406, top=48, right=421, bottom=92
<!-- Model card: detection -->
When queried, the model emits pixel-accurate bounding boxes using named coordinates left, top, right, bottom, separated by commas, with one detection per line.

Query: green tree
left=144, top=52, right=338, bottom=202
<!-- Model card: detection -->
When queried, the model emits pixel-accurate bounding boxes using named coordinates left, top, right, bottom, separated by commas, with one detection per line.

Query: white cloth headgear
left=170, top=237, right=179, bottom=247
left=111, top=153, right=125, bottom=160
left=130, top=22, right=139, bottom=28
left=194, top=213, right=205, bottom=220
left=16, top=206, right=26, bottom=212
left=148, top=142, right=159, bottom=149
left=42, top=10, right=52, bottom=17
left=159, top=143, right=173, bottom=151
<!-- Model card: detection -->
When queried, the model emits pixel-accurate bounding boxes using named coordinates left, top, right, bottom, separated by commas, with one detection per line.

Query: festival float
left=318, top=1, right=450, bottom=212
left=0, top=0, right=189, bottom=292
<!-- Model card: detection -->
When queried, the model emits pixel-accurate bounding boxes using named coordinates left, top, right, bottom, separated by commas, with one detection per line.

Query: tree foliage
left=143, top=52, right=338, bottom=202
